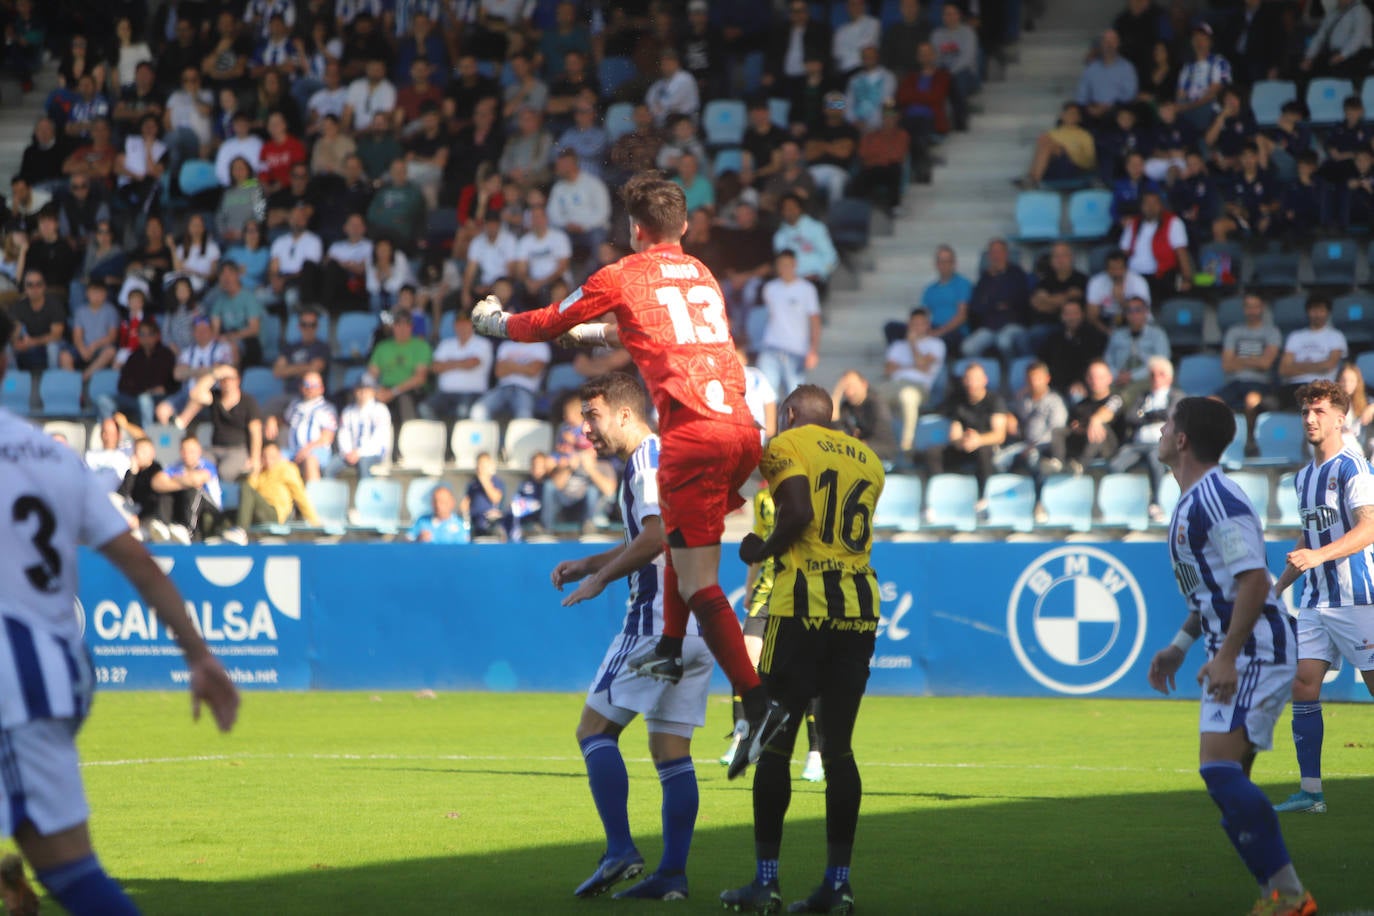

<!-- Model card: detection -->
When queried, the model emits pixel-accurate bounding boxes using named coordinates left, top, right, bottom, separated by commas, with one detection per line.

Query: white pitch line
left=78, top=753, right=1372, bottom=779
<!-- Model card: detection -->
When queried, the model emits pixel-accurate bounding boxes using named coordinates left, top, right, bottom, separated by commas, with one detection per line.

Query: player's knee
left=1291, top=675, right=1323, bottom=701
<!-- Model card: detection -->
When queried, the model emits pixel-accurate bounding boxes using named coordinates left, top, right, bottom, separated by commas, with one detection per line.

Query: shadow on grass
left=118, top=779, right=1374, bottom=916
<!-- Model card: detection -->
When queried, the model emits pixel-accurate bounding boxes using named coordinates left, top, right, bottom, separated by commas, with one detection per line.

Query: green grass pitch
left=12, top=692, right=1373, bottom=915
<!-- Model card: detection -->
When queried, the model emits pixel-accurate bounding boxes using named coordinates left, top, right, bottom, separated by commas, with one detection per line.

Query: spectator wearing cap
left=403, top=102, right=450, bottom=210
left=408, top=484, right=469, bottom=543
left=1120, top=190, right=1195, bottom=303
left=276, top=370, right=337, bottom=483
left=556, top=101, right=609, bottom=179
left=1278, top=296, right=1348, bottom=409
left=58, top=280, right=119, bottom=380
left=208, top=261, right=265, bottom=366
left=328, top=375, right=392, bottom=479
left=215, top=111, right=263, bottom=188
left=171, top=364, right=264, bottom=482
left=846, top=45, right=895, bottom=133
left=367, top=160, right=428, bottom=252
left=963, top=238, right=1030, bottom=360
left=1301, top=0, right=1373, bottom=81
left=344, top=57, right=398, bottom=132
left=9, top=269, right=66, bottom=373
left=1175, top=23, right=1232, bottom=134
left=1076, top=30, right=1137, bottom=129
left=423, top=311, right=494, bottom=421
left=99, top=318, right=176, bottom=428
left=931, top=2, right=980, bottom=133
left=512, top=204, right=573, bottom=307
left=368, top=309, right=432, bottom=426
left=500, top=106, right=555, bottom=190
left=1018, top=102, right=1095, bottom=189
left=773, top=194, right=838, bottom=293
left=470, top=336, right=551, bottom=423
left=647, top=47, right=700, bottom=127
left=805, top=90, right=860, bottom=205
left=547, top=149, right=611, bottom=273
left=883, top=306, right=946, bottom=453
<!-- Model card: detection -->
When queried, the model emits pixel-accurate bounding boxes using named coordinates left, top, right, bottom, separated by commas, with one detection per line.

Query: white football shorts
left=1199, top=656, right=1295, bottom=751
left=0, top=717, right=89, bottom=838
left=586, top=634, right=712, bottom=738
left=1296, top=604, right=1374, bottom=671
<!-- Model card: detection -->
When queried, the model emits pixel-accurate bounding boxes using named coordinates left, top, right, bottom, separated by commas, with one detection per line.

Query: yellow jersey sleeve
left=752, top=488, right=776, bottom=540
left=759, top=431, right=809, bottom=488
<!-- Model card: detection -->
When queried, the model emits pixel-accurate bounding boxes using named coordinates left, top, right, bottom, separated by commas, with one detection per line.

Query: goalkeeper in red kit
left=472, top=173, right=787, bottom=778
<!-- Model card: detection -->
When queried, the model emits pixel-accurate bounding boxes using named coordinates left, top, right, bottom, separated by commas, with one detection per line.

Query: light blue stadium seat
left=178, top=159, right=219, bottom=197
left=605, top=102, right=635, bottom=141
left=1, top=372, right=32, bottom=412
left=913, top=415, right=951, bottom=450
left=1013, top=191, right=1061, bottom=241
left=545, top=363, right=584, bottom=394
left=304, top=479, right=349, bottom=531
left=1176, top=353, right=1224, bottom=396
left=87, top=369, right=118, bottom=407
left=335, top=313, right=378, bottom=361
left=1251, top=80, right=1298, bottom=127
left=951, top=358, right=1001, bottom=393
left=1158, top=298, right=1205, bottom=351
left=1067, top=189, right=1113, bottom=240
left=341, top=366, right=368, bottom=391
left=396, top=419, right=447, bottom=472
left=451, top=419, right=501, bottom=470
left=1096, top=473, right=1151, bottom=531
left=1155, top=474, right=1181, bottom=524
left=406, top=477, right=443, bottom=523
left=703, top=99, right=746, bottom=148
left=1247, top=413, right=1305, bottom=467
left=1276, top=472, right=1301, bottom=527
left=286, top=311, right=330, bottom=343
left=874, top=475, right=922, bottom=532
left=1229, top=470, right=1272, bottom=525
left=1220, top=413, right=1249, bottom=470
left=219, top=480, right=240, bottom=511
left=597, top=56, right=638, bottom=94
left=768, top=97, right=790, bottom=129
left=1311, top=238, right=1358, bottom=287
left=37, top=370, right=84, bottom=416
left=923, top=473, right=978, bottom=532
left=1358, top=352, right=1374, bottom=387
left=241, top=366, right=280, bottom=405
left=1270, top=293, right=1310, bottom=336
left=745, top=306, right=768, bottom=351
left=1005, top=355, right=1035, bottom=396
left=1216, top=295, right=1246, bottom=333
left=353, top=478, right=403, bottom=533
left=1333, top=292, right=1374, bottom=349
left=503, top=418, right=554, bottom=469
left=712, top=147, right=743, bottom=177
left=983, top=473, right=1035, bottom=532
left=1249, top=251, right=1301, bottom=289
left=1306, top=78, right=1353, bottom=125
left=1039, top=474, right=1094, bottom=532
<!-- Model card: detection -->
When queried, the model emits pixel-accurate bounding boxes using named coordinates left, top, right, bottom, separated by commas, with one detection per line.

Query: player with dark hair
left=473, top=172, right=784, bottom=779
left=0, top=308, right=240, bottom=915
left=553, top=371, right=709, bottom=902
left=1148, top=396, right=1315, bottom=916
left=720, top=384, right=884, bottom=915
left=1267, top=378, right=1374, bottom=816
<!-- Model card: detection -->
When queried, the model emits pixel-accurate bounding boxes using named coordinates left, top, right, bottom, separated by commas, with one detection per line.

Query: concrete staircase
left=814, top=0, right=1109, bottom=389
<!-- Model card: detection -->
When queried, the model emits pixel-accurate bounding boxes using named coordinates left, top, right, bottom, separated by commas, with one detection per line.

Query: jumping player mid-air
left=1148, top=397, right=1314, bottom=916
left=473, top=172, right=785, bottom=778
left=553, top=373, right=710, bottom=902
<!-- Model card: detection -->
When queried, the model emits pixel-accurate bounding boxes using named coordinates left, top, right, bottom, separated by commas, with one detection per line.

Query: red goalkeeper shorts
left=657, top=405, right=761, bottom=548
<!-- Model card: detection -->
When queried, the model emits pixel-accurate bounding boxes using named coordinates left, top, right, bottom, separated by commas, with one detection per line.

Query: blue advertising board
left=76, top=542, right=1373, bottom=702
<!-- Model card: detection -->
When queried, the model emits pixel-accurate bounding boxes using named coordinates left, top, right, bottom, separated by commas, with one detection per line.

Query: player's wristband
left=1170, top=631, right=1196, bottom=653
left=561, top=323, right=608, bottom=348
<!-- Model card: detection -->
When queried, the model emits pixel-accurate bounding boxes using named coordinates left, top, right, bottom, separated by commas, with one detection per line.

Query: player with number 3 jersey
left=471, top=173, right=784, bottom=780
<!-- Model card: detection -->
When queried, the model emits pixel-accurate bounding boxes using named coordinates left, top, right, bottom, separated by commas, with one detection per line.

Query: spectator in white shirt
left=1084, top=250, right=1152, bottom=332
left=268, top=202, right=324, bottom=309
left=86, top=417, right=133, bottom=491
left=164, top=67, right=214, bottom=164
left=470, top=338, right=550, bottom=422
left=757, top=249, right=822, bottom=399
left=281, top=371, right=338, bottom=482
left=645, top=48, right=700, bottom=127
left=735, top=344, right=778, bottom=442
left=1118, top=190, right=1194, bottom=303
left=512, top=204, right=572, bottom=306
left=423, top=311, right=495, bottom=420
left=327, top=375, right=392, bottom=478
left=463, top=211, right=519, bottom=303
left=306, top=60, right=348, bottom=135
left=322, top=212, right=373, bottom=309
left=882, top=307, right=947, bottom=452
left=214, top=111, right=263, bottom=187
left=546, top=149, right=611, bottom=271
left=1278, top=297, right=1349, bottom=408
left=343, top=57, right=397, bottom=132
left=832, top=0, right=880, bottom=77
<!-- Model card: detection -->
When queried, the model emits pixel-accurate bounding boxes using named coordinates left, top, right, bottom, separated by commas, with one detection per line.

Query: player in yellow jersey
left=721, top=484, right=825, bottom=783
left=720, top=385, right=884, bottom=916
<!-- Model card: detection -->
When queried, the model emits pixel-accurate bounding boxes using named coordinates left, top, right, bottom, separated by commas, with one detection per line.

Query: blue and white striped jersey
left=1293, top=444, right=1374, bottom=608
left=284, top=396, right=339, bottom=457
left=0, top=409, right=127, bottom=728
left=619, top=435, right=668, bottom=636
left=1169, top=467, right=1294, bottom=664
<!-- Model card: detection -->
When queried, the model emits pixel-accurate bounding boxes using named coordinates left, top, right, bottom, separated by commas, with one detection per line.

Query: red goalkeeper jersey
left=504, top=242, right=754, bottom=428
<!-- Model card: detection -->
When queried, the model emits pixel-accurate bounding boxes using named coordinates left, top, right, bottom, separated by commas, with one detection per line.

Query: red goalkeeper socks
left=689, top=586, right=761, bottom=694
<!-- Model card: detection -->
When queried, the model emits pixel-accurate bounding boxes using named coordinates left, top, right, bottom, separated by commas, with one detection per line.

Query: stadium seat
left=604, top=102, right=635, bottom=140
left=1306, top=78, right=1353, bottom=125
left=711, top=147, right=743, bottom=177
left=745, top=306, right=768, bottom=350
left=1216, top=295, right=1246, bottom=332
left=768, top=97, right=790, bottom=129
left=1229, top=470, right=1273, bottom=525
left=287, top=311, right=330, bottom=342
left=396, top=419, right=447, bottom=472
left=741, top=51, right=765, bottom=94
left=1067, top=189, right=1113, bottom=240
left=1155, top=475, right=1181, bottom=523
left=1, top=371, right=31, bottom=412
left=1310, top=238, right=1359, bottom=287
left=341, top=366, right=368, bottom=391
left=1038, top=474, right=1095, bottom=532
left=597, top=56, right=638, bottom=95
left=43, top=419, right=87, bottom=453
left=219, top=480, right=240, bottom=511
left=37, top=370, right=84, bottom=416
left=827, top=198, right=872, bottom=252
left=86, top=369, right=118, bottom=407
left=982, top=473, right=1035, bottom=532
left=1096, top=473, right=1151, bottom=531
left=146, top=423, right=182, bottom=467
left=438, top=311, right=458, bottom=340
left=951, top=358, right=1001, bottom=393
left=702, top=99, right=746, bottom=149
left=258, top=312, right=282, bottom=362
left=177, top=159, right=219, bottom=197
left=1275, top=471, right=1301, bottom=527
left=1247, top=412, right=1306, bottom=467
left=1270, top=293, right=1310, bottom=335
left=405, top=477, right=443, bottom=522
left=1087, top=243, right=1116, bottom=274
left=1220, top=413, right=1249, bottom=470
left=1333, top=292, right=1374, bottom=349
left=922, top=473, right=978, bottom=532
left=913, top=414, right=951, bottom=449
left=450, top=419, right=501, bottom=469
left=503, top=418, right=554, bottom=469
left=880, top=0, right=904, bottom=26
left=1005, top=355, right=1036, bottom=396
left=1176, top=353, right=1224, bottom=396
left=1250, top=80, right=1298, bottom=126
left=1012, top=191, right=1061, bottom=241
left=241, top=366, right=280, bottom=405
left=1249, top=251, right=1300, bottom=289
left=544, top=363, right=584, bottom=394
left=1358, top=351, right=1374, bottom=386
left=874, top=475, right=921, bottom=532
left=1157, top=298, right=1205, bottom=351
left=335, top=313, right=378, bottom=361
left=353, top=478, right=403, bottom=533
left=304, top=479, right=349, bottom=531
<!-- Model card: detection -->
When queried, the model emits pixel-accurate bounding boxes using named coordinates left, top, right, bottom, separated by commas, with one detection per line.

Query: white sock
left=1299, top=777, right=1322, bottom=794
left=1265, top=863, right=1303, bottom=898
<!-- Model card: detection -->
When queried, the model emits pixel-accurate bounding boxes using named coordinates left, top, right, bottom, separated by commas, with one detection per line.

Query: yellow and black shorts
left=757, top=614, right=875, bottom=709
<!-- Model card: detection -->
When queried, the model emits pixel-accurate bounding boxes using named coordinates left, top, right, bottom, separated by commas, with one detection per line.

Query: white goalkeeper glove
left=556, top=322, right=610, bottom=349
left=471, top=295, right=509, bottom=339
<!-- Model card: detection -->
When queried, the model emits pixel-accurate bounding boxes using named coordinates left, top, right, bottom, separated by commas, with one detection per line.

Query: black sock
left=732, top=696, right=744, bottom=724
left=656, top=635, right=683, bottom=659
left=741, top=685, right=766, bottom=721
